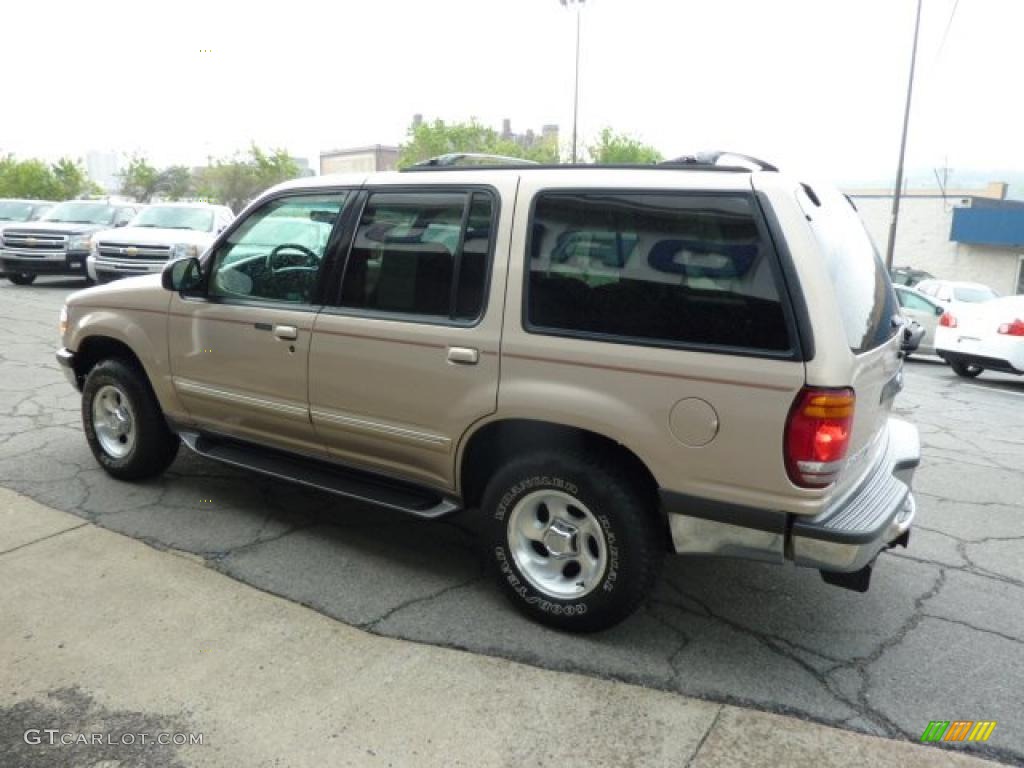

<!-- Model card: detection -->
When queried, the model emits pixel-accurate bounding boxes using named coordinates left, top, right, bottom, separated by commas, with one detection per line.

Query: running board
left=179, top=431, right=460, bottom=519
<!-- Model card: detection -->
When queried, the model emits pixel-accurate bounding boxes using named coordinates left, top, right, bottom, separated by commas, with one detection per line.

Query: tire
left=481, top=451, right=663, bottom=632
left=82, top=359, right=179, bottom=480
left=8, top=273, right=36, bottom=285
left=950, top=360, right=983, bottom=378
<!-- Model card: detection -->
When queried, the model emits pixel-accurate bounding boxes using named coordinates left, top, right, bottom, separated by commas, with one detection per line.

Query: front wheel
left=951, top=360, right=983, bottom=378
left=82, top=359, right=179, bottom=480
left=8, top=273, right=36, bottom=285
left=481, top=451, right=663, bottom=632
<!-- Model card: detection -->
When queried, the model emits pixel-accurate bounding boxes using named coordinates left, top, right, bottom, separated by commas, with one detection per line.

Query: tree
left=118, top=155, right=163, bottom=203
left=51, top=158, right=98, bottom=199
left=0, top=155, right=98, bottom=200
left=587, top=128, right=663, bottom=165
left=195, top=144, right=301, bottom=212
left=398, top=117, right=560, bottom=167
left=160, top=166, right=193, bottom=201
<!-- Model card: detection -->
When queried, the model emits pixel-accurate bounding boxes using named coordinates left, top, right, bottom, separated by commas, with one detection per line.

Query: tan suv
left=56, top=154, right=920, bottom=632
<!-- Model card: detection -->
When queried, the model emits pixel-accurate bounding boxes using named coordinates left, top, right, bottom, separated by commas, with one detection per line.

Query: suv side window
left=805, top=187, right=898, bottom=353
left=208, top=193, right=347, bottom=304
left=340, top=190, right=494, bottom=321
left=526, top=192, right=791, bottom=352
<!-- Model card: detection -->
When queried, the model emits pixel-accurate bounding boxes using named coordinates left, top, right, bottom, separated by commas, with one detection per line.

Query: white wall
left=851, top=196, right=1023, bottom=295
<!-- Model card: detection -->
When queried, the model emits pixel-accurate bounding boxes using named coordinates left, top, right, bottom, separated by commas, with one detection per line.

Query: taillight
left=939, top=312, right=957, bottom=328
left=997, top=318, right=1024, bottom=336
left=785, top=388, right=856, bottom=488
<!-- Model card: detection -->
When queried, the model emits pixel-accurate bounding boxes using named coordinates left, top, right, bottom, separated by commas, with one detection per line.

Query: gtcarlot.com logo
left=920, top=720, right=997, bottom=743
left=24, top=729, right=204, bottom=746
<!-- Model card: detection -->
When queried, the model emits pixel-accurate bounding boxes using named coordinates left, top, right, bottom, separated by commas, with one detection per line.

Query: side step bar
left=179, top=431, right=460, bottom=519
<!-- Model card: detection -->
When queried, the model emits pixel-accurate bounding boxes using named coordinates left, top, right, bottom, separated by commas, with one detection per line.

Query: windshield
left=954, top=286, right=998, bottom=303
left=131, top=206, right=214, bottom=232
left=0, top=202, right=36, bottom=221
left=43, top=202, right=116, bottom=225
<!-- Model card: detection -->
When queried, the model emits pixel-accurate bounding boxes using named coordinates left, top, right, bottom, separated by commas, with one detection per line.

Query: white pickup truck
left=88, top=202, right=234, bottom=283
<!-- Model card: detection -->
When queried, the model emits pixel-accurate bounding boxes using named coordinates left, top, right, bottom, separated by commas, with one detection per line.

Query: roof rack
left=399, top=150, right=779, bottom=173
left=406, top=153, right=540, bottom=170
left=659, top=151, right=779, bottom=173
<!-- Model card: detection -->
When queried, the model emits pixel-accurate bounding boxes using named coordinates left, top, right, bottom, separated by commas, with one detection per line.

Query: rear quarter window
left=804, top=187, right=898, bottom=354
left=526, top=192, right=793, bottom=354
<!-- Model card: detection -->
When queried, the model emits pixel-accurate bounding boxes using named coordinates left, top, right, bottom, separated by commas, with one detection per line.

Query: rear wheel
left=951, top=360, right=983, bottom=378
left=82, top=359, right=179, bottom=480
left=481, top=451, right=662, bottom=632
left=8, top=273, right=36, bottom=285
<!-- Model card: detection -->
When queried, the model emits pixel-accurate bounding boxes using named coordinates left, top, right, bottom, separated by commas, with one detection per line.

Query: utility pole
left=560, top=0, right=585, bottom=163
left=885, top=0, right=923, bottom=270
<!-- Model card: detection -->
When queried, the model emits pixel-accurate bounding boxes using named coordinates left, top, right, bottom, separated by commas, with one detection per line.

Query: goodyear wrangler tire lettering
left=481, top=452, right=662, bottom=632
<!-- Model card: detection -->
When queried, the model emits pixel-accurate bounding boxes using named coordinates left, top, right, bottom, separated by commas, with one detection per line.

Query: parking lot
left=2, top=277, right=1022, bottom=765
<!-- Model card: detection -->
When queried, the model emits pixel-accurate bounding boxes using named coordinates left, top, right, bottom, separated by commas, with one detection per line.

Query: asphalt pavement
left=1, top=277, right=1022, bottom=765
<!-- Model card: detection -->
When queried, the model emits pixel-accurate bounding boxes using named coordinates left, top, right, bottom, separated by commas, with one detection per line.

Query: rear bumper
left=662, top=417, right=920, bottom=577
left=936, top=331, right=1024, bottom=374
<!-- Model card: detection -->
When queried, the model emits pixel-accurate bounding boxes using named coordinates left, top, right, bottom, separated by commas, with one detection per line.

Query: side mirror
left=115, top=220, right=130, bottom=228
left=935, top=305, right=944, bottom=316
left=901, top=320, right=925, bottom=356
left=162, top=257, right=203, bottom=293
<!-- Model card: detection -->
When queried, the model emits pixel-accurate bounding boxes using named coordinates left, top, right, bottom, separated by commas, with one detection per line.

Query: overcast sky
left=1, top=0, right=1019, bottom=184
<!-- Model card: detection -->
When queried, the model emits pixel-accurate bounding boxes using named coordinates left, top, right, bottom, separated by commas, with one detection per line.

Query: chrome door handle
left=273, top=325, right=298, bottom=340
left=447, top=346, right=479, bottom=365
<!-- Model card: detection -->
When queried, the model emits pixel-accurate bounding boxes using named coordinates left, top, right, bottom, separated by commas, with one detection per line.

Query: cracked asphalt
left=2, top=277, right=1022, bottom=765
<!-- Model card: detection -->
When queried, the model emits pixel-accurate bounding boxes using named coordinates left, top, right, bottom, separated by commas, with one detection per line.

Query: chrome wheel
left=91, top=384, right=136, bottom=459
left=507, top=489, right=608, bottom=599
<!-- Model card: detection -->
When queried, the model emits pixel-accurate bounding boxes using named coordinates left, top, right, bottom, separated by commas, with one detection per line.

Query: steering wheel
left=267, top=243, right=318, bottom=272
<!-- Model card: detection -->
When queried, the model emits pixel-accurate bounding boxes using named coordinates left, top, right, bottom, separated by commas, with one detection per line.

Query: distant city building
left=86, top=151, right=122, bottom=193
left=847, top=181, right=1024, bottom=295
left=320, top=145, right=399, bottom=175
left=501, top=118, right=559, bottom=151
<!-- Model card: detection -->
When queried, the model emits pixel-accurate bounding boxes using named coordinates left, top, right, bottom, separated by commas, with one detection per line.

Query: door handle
left=447, top=346, right=479, bottom=365
left=273, top=325, right=298, bottom=341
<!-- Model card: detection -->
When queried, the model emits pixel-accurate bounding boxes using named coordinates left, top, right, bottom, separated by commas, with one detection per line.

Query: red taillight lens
left=997, top=318, right=1024, bottom=336
left=939, top=312, right=958, bottom=328
left=785, top=388, right=856, bottom=488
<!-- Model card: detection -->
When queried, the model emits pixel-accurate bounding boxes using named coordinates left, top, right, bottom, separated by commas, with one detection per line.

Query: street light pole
left=560, top=0, right=585, bottom=164
left=885, top=0, right=923, bottom=270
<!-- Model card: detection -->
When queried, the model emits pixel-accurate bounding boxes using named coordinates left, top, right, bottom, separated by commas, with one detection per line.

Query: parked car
left=895, top=286, right=944, bottom=356
left=0, top=198, right=56, bottom=224
left=55, top=154, right=920, bottom=631
left=1, top=199, right=142, bottom=285
left=0, top=199, right=57, bottom=279
left=87, top=202, right=235, bottom=283
left=915, top=279, right=999, bottom=309
left=890, top=266, right=933, bottom=287
left=935, top=295, right=1024, bottom=378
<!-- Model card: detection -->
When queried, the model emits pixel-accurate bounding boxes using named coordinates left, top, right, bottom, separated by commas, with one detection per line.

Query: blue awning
left=951, top=207, right=1024, bottom=248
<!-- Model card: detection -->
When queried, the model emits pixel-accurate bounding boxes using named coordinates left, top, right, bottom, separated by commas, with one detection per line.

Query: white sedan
left=935, top=295, right=1024, bottom=378
left=895, top=286, right=944, bottom=356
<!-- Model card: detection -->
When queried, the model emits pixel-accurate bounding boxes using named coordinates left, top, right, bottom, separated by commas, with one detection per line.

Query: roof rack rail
left=659, top=151, right=779, bottom=173
left=404, top=153, right=540, bottom=170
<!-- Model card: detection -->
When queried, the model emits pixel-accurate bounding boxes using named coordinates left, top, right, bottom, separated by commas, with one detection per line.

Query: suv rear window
left=805, top=187, right=898, bottom=354
left=526, top=192, right=791, bottom=352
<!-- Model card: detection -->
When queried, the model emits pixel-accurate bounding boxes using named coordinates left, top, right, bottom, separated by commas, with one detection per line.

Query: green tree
left=587, top=128, right=663, bottom=165
left=119, top=155, right=163, bottom=203
left=195, top=145, right=301, bottom=212
left=160, top=166, right=193, bottom=201
left=51, top=158, right=97, bottom=199
left=398, top=118, right=560, bottom=167
left=0, top=156, right=57, bottom=199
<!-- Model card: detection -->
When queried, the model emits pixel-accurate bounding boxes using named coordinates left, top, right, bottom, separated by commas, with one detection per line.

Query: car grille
left=2, top=229, right=68, bottom=255
left=96, top=242, right=174, bottom=261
